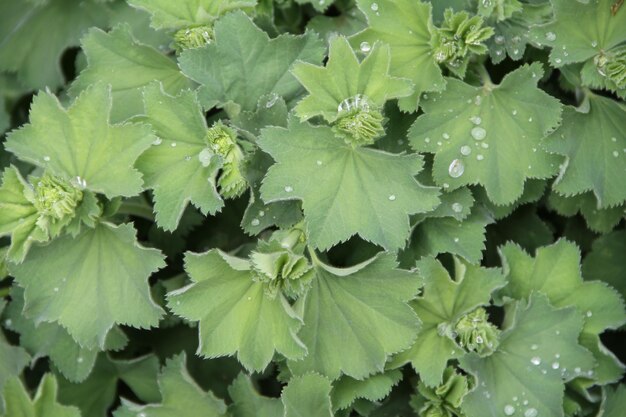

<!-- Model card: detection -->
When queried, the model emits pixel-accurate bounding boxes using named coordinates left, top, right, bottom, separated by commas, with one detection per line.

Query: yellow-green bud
left=418, top=366, right=470, bottom=417
left=594, top=47, right=626, bottom=89
left=251, top=250, right=313, bottom=299
left=205, top=122, right=248, bottom=199
left=455, top=307, right=500, bottom=356
left=174, top=25, right=213, bottom=52
left=34, top=174, right=82, bottom=221
left=333, top=95, right=385, bottom=146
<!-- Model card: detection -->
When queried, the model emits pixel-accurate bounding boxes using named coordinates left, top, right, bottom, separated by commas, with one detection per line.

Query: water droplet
left=284, top=186, right=293, bottom=193
left=524, top=408, right=538, bottom=417
left=471, top=127, right=487, bottom=140
left=611, top=136, right=617, bottom=142
left=461, top=145, right=472, bottom=156
left=316, top=160, right=323, bottom=166
left=552, top=362, right=560, bottom=370
left=437, top=141, right=442, bottom=146
left=545, top=32, right=556, bottom=41
left=171, top=142, right=177, bottom=147
left=451, top=203, right=463, bottom=213
left=153, top=138, right=162, bottom=145
left=198, top=148, right=213, bottom=167
left=470, top=116, right=482, bottom=125
left=442, top=132, right=450, bottom=140
left=574, top=367, right=581, bottom=373
left=251, top=218, right=260, bottom=226
left=474, top=95, right=482, bottom=106
left=448, top=159, right=465, bottom=178
left=388, top=194, right=396, bottom=201
left=77, top=357, right=84, bottom=363
left=370, top=2, right=378, bottom=11
left=481, top=143, right=489, bottom=149
left=443, top=183, right=450, bottom=189
left=495, top=35, right=505, bottom=45
left=184, top=155, right=191, bottom=161
left=528, top=117, right=533, bottom=122
left=591, top=40, right=598, bottom=48
left=512, top=109, right=518, bottom=116
left=43, top=156, right=50, bottom=162
left=176, top=300, right=180, bottom=306
left=513, top=48, right=519, bottom=55
left=259, top=211, right=265, bottom=217
left=360, top=41, right=371, bottom=53
left=265, top=93, right=279, bottom=108
left=338, top=94, right=370, bottom=113
left=531, top=344, right=539, bottom=351
left=424, top=137, right=431, bottom=143
left=247, top=296, right=252, bottom=301
left=555, top=58, right=562, bottom=64
left=54, top=287, right=59, bottom=292
left=504, top=405, right=516, bottom=416
left=531, top=357, right=541, bottom=365
left=612, top=151, right=619, bottom=157
left=586, top=310, right=593, bottom=317
left=555, top=353, right=560, bottom=359
left=476, top=154, right=484, bottom=161
left=454, top=237, right=460, bottom=243
left=4, top=319, right=12, bottom=327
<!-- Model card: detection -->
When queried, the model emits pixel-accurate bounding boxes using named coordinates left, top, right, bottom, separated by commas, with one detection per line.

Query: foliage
left=0, top=0, right=625, bottom=416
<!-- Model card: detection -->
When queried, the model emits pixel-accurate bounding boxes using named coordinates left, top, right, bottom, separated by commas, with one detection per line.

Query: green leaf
left=390, top=257, right=505, bottom=386
left=259, top=117, right=440, bottom=251
left=475, top=179, right=547, bottom=220
left=0, top=300, right=30, bottom=406
left=331, top=370, right=402, bottom=411
left=0, top=0, right=109, bottom=89
left=293, top=35, right=414, bottom=122
left=136, top=83, right=223, bottom=231
left=498, top=239, right=626, bottom=383
left=179, top=11, right=324, bottom=116
left=5, top=286, right=127, bottom=383
left=602, top=384, right=626, bottom=417
left=10, top=222, right=165, bottom=348
left=3, top=374, right=80, bottom=417
left=288, top=253, right=421, bottom=380
left=403, top=206, right=493, bottom=265
left=459, top=294, right=595, bottom=417
left=583, top=230, right=626, bottom=302
left=70, top=25, right=191, bottom=123
left=167, top=249, right=306, bottom=372
left=350, top=0, right=444, bottom=112
left=0, top=166, right=47, bottom=263
left=282, top=373, right=333, bottom=417
left=228, top=374, right=283, bottom=417
left=547, top=191, right=625, bottom=234
left=57, top=354, right=160, bottom=417
left=114, top=353, right=226, bottom=417
left=6, top=83, right=155, bottom=199
left=409, top=63, right=562, bottom=205
left=530, top=0, right=626, bottom=96
left=543, top=94, right=626, bottom=208
left=128, top=0, right=257, bottom=29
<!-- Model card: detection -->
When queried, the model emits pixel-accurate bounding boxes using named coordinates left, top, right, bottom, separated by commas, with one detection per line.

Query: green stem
left=476, top=64, right=493, bottom=88
left=307, top=246, right=322, bottom=266
left=116, top=201, right=155, bottom=222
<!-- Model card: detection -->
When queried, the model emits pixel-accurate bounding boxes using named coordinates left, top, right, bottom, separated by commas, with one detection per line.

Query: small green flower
left=431, top=9, right=494, bottom=76
left=34, top=174, right=82, bottom=222
left=594, top=46, right=626, bottom=89
left=417, top=366, right=470, bottom=417
left=332, top=95, right=385, bottom=146
left=173, top=25, right=214, bottom=52
left=205, top=122, right=248, bottom=199
left=455, top=307, right=500, bottom=356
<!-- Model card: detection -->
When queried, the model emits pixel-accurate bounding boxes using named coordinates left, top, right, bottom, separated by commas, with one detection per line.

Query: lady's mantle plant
left=0, top=0, right=625, bottom=416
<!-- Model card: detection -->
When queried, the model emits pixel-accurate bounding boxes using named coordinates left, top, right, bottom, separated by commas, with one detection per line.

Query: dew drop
left=138, top=413, right=146, bottom=417
left=388, top=194, right=396, bottom=201
left=495, top=35, right=505, bottom=45
left=574, top=367, right=581, bottom=373
left=284, top=185, right=293, bottom=193
left=586, top=310, right=593, bottom=317
left=43, top=156, right=51, bottom=162
left=184, top=155, right=191, bottom=161
left=360, top=41, right=371, bottom=53
left=528, top=117, right=533, bottom=122
left=316, top=160, right=323, bottom=166
left=612, top=151, right=619, bottom=157
left=54, top=287, right=59, bottom=292
left=591, top=40, right=598, bottom=48
left=481, top=143, right=489, bottom=149
left=259, top=210, right=265, bottom=217
left=442, top=132, right=450, bottom=140
left=265, top=93, right=279, bottom=108
left=452, top=202, right=463, bottom=213
left=512, top=109, right=518, bottom=116
left=470, top=116, right=482, bottom=125
left=531, top=357, right=541, bottom=365
left=524, top=408, right=538, bottom=417
left=476, top=154, right=484, bottom=161
left=545, top=32, right=556, bottom=41
left=611, top=136, right=617, bottom=142
left=504, top=405, right=516, bottom=416
left=454, top=237, right=460, bottom=243
left=77, top=357, right=84, bottom=363
left=552, top=362, right=560, bottom=370
left=460, top=145, right=472, bottom=156
left=4, top=319, right=12, bottom=327
left=471, top=127, right=487, bottom=140
left=370, top=2, right=378, bottom=11
left=448, top=159, right=465, bottom=178
left=251, top=218, right=260, bottom=226
left=424, top=137, right=431, bottom=143
left=170, top=142, right=177, bottom=147
left=198, top=148, right=213, bottom=167
left=153, top=138, right=162, bottom=145
left=555, top=58, right=562, bottom=64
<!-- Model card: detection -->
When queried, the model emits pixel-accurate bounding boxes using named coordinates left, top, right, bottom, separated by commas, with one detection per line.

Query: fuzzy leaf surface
left=3, top=374, right=80, bottom=417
